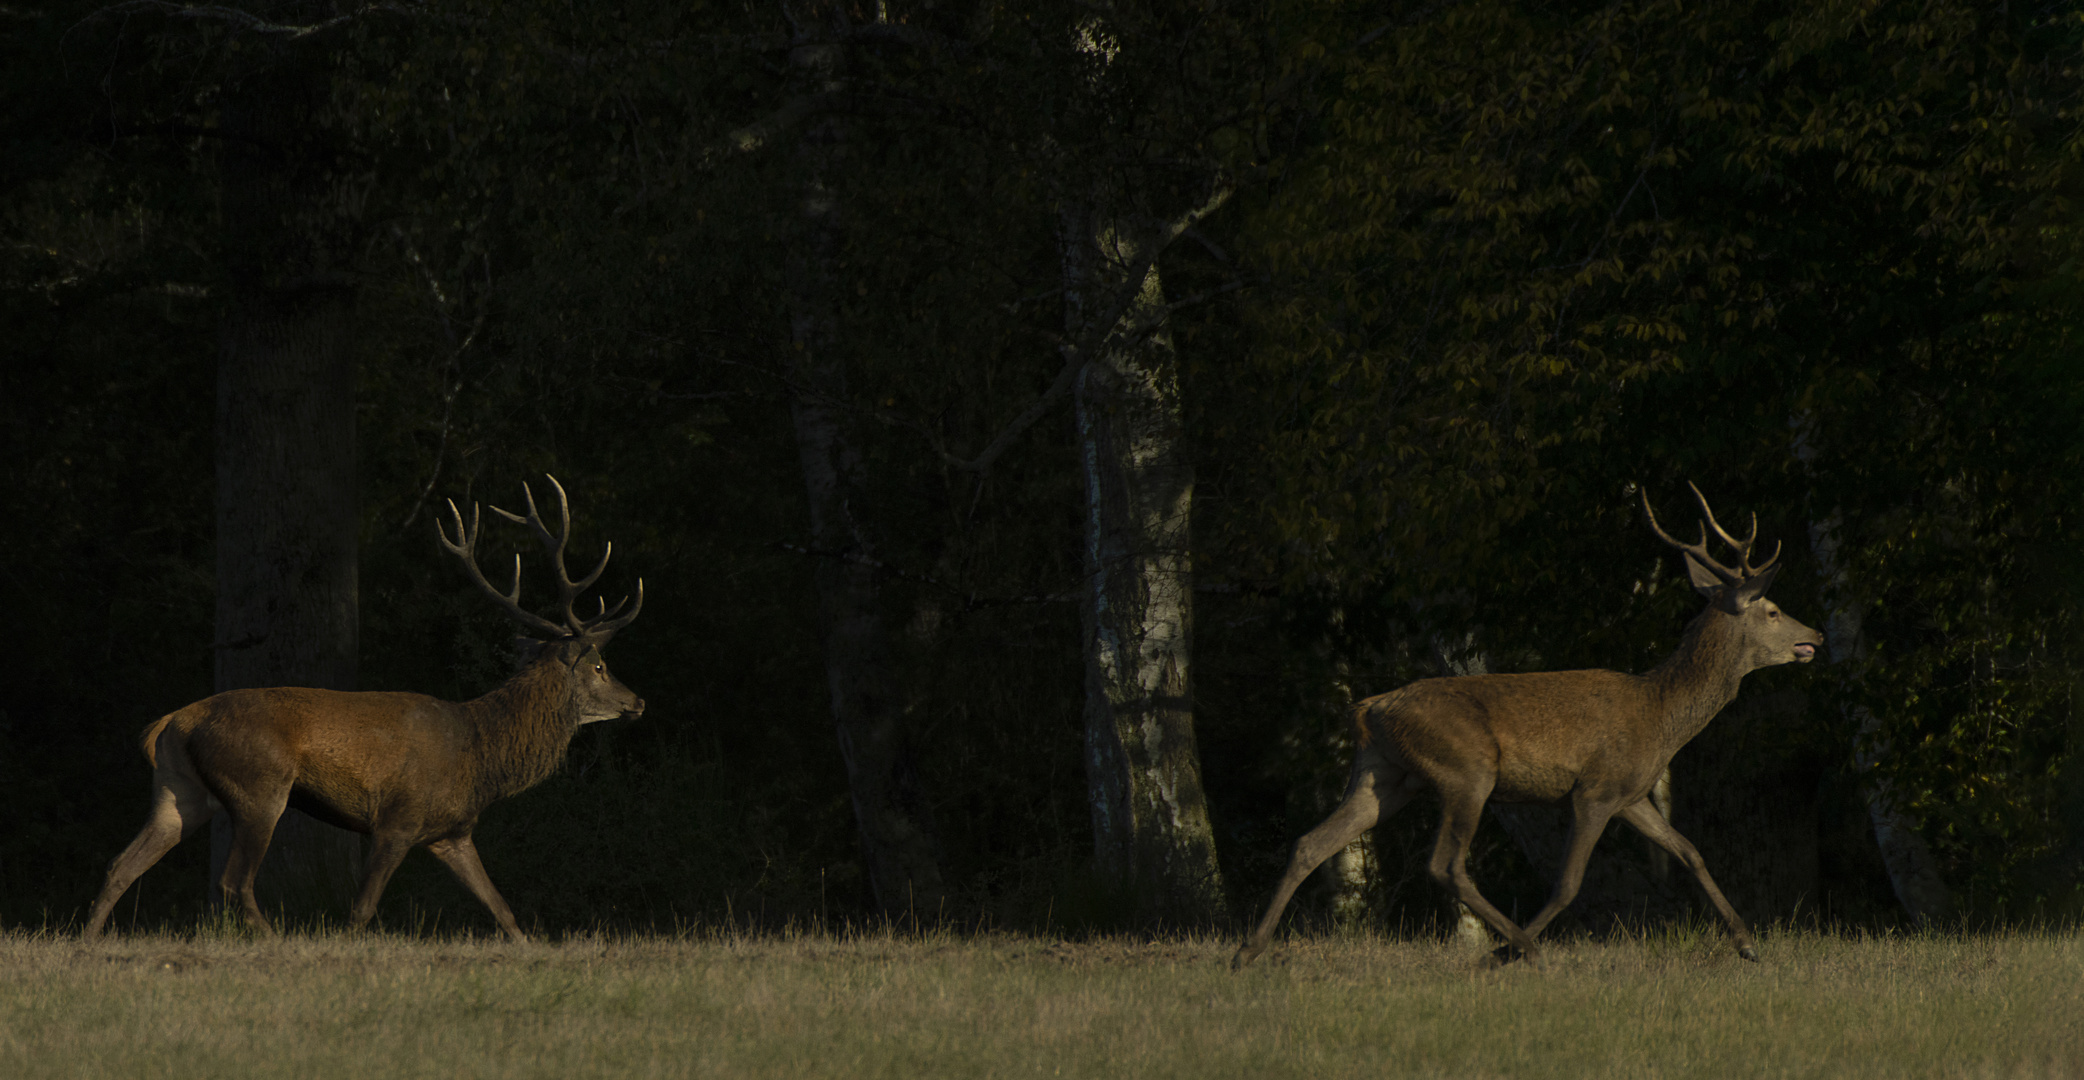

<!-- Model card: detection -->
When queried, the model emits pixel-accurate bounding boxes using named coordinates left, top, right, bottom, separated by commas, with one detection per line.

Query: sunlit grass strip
left=1, top=926, right=2078, bottom=1079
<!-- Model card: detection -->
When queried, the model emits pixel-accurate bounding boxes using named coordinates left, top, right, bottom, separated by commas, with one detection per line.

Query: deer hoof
left=1738, top=945, right=1760, bottom=962
left=1484, top=943, right=1533, bottom=968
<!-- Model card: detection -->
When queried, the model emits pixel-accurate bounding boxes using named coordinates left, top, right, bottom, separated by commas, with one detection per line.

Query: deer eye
left=594, top=663, right=605, bottom=674
left=1768, top=609, right=1780, bottom=618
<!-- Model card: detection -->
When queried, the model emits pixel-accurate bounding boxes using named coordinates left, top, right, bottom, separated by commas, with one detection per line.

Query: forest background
left=3, top=0, right=2081, bottom=941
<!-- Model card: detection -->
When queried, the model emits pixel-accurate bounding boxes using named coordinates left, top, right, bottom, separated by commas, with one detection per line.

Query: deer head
left=1644, top=482, right=1819, bottom=671
left=438, top=475, right=646, bottom=723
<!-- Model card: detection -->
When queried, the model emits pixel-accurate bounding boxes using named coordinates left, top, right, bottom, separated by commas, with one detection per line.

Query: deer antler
left=437, top=475, right=643, bottom=641
left=1642, top=481, right=1782, bottom=584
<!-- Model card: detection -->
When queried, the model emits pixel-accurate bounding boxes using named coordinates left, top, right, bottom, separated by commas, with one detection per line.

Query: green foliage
left=1199, top=0, right=2084, bottom=920
left=2, top=0, right=2079, bottom=932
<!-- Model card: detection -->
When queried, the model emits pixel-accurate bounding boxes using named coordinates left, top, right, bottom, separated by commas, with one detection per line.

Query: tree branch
left=87, top=1, right=421, bottom=39
left=611, top=89, right=849, bottom=219
left=774, top=543, right=1075, bottom=608
left=690, top=89, right=849, bottom=172
left=942, top=350, right=1088, bottom=474
left=937, top=173, right=1236, bottom=475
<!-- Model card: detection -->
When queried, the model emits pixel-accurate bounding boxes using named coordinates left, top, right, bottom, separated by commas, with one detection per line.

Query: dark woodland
left=3, top=0, right=2081, bottom=941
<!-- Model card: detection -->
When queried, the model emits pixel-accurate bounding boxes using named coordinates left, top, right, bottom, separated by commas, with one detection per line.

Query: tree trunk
left=210, top=55, right=363, bottom=920
left=1808, top=512, right=1953, bottom=922
left=1315, top=649, right=1376, bottom=928
left=783, top=36, right=947, bottom=919
left=1061, top=198, right=1226, bottom=924
left=1793, top=417, right=1953, bottom=921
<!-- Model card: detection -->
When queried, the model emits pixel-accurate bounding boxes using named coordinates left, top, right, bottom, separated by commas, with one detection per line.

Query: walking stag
left=84, top=476, right=645, bottom=942
left=1234, top=484, right=1821, bottom=967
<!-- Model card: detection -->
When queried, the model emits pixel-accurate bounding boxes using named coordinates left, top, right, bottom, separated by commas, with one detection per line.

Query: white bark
left=1427, top=638, right=1492, bottom=946
left=1316, top=649, right=1376, bottom=926
left=1807, top=512, right=1953, bottom=922
left=1795, top=416, right=1951, bottom=920
left=1063, top=199, right=1226, bottom=921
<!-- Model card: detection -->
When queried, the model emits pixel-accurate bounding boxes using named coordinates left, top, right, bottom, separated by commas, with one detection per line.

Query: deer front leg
left=1233, top=760, right=1408, bottom=970
left=1616, top=797, right=1758, bottom=960
left=1518, top=803, right=1621, bottom=947
left=425, top=835, right=527, bottom=943
left=1429, top=787, right=1539, bottom=962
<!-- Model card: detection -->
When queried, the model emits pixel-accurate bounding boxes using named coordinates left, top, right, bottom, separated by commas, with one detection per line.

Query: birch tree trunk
left=1061, top=198, right=1226, bottom=923
left=209, top=55, right=364, bottom=918
left=1793, top=414, right=1952, bottom=921
left=1807, top=512, right=1953, bottom=922
left=1316, top=650, right=1375, bottom=928
left=784, top=36, right=947, bottom=918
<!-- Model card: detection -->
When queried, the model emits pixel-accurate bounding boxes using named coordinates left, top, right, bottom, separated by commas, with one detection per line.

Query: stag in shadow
left=84, top=476, right=645, bottom=942
left=1234, top=484, right=1821, bottom=968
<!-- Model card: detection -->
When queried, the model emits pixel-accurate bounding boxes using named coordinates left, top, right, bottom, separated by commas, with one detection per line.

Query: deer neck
left=1646, top=608, right=1751, bottom=749
left=459, top=657, right=584, bottom=805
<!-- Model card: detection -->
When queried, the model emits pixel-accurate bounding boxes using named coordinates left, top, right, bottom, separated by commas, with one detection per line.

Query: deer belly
left=286, top=785, right=376, bottom=834
left=1492, top=758, right=1579, bottom=803
left=285, top=753, right=387, bottom=831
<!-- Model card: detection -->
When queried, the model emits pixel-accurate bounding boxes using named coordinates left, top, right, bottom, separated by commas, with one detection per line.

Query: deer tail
left=138, top=713, right=177, bottom=768
left=1352, top=684, right=1419, bottom=749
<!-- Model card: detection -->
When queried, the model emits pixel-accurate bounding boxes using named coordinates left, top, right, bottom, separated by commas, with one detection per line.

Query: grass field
left=2, top=924, right=2078, bottom=1079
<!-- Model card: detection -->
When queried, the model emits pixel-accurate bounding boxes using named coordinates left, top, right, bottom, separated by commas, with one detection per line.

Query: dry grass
left=1, top=924, right=2078, bottom=1079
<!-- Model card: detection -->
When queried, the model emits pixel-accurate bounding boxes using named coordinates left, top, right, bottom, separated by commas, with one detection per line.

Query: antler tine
left=489, top=479, right=568, bottom=562
left=586, top=594, right=628, bottom=624
left=581, top=578, right=644, bottom=642
left=1687, top=482, right=1758, bottom=558
left=1687, top=481, right=1782, bottom=575
left=1750, top=538, right=1784, bottom=576
left=490, top=475, right=606, bottom=634
left=569, top=541, right=612, bottom=596
left=537, top=476, right=619, bottom=632
left=447, top=475, right=642, bottom=642
left=1642, top=488, right=1744, bottom=585
left=435, top=497, right=569, bottom=638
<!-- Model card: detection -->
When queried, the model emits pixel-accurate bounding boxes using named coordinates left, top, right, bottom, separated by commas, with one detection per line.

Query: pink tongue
left=1794, top=644, right=1815, bottom=657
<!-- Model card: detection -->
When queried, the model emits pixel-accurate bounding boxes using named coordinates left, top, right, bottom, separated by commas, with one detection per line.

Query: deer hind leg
left=214, top=788, right=291, bottom=937
left=425, top=835, right=527, bottom=944
left=1519, top=801, right=1622, bottom=948
left=1617, top=797, right=1758, bottom=960
left=348, top=830, right=418, bottom=932
left=83, top=765, right=217, bottom=938
left=1234, top=752, right=1413, bottom=970
left=1427, top=783, right=1538, bottom=962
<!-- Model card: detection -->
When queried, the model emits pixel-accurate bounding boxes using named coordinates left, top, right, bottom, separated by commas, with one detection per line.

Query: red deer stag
left=83, top=476, right=644, bottom=942
left=1234, top=484, right=1821, bottom=968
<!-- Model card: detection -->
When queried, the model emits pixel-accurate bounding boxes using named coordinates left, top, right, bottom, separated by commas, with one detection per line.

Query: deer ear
left=511, top=636, right=548, bottom=667
left=1684, top=552, right=1726, bottom=597
left=1729, top=562, right=1781, bottom=607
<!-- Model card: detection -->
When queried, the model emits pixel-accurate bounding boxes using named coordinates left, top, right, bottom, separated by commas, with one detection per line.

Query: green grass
left=2, top=925, right=2078, bottom=1079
